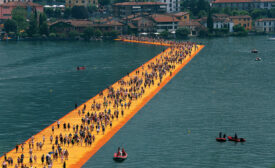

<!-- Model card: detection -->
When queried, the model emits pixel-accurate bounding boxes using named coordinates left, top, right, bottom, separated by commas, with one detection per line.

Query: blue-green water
left=0, top=36, right=275, bottom=167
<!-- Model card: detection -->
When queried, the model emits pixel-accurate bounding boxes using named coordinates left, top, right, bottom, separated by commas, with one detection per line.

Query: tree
left=54, top=8, right=62, bottom=18
left=197, top=0, right=209, bottom=12
left=68, top=30, right=80, bottom=39
left=44, top=8, right=54, bottom=18
left=233, top=24, right=247, bottom=36
left=39, top=13, right=47, bottom=28
left=63, top=8, right=71, bottom=19
left=83, top=27, right=95, bottom=40
left=176, top=28, right=189, bottom=39
left=12, top=7, right=28, bottom=32
left=270, top=8, right=275, bottom=18
left=198, top=10, right=207, bottom=18
left=222, top=7, right=232, bottom=16
left=211, top=7, right=222, bottom=14
left=38, top=13, right=49, bottom=36
left=94, top=29, right=102, bottom=38
left=4, top=19, right=17, bottom=33
left=27, top=11, right=38, bottom=36
left=251, top=9, right=267, bottom=19
left=108, top=30, right=118, bottom=38
left=160, top=30, right=169, bottom=39
left=39, top=23, right=49, bottom=36
left=87, top=5, right=97, bottom=14
left=71, top=6, right=89, bottom=19
left=233, top=24, right=246, bottom=32
left=99, top=0, right=110, bottom=6
left=207, top=10, right=213, bottom=33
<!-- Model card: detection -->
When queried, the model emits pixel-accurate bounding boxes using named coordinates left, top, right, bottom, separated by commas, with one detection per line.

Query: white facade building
left=201, top=17, right=234, bottom=33
left=255, top=18, right=275, bottom=32
left=158, top=0, right=180, bottom=13
left=151, top=14, right=179, bottom=32
left=211, top=0, right=275, bottom=10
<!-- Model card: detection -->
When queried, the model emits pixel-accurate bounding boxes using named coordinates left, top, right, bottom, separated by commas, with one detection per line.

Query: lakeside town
left=0, top=0, right=275, bottom=40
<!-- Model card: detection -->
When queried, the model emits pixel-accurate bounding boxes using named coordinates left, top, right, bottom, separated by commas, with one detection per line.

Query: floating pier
left=0, top=39, right=204, bottom=168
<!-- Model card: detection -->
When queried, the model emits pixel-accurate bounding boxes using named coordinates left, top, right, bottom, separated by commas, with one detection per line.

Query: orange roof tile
left=151, top=14, right=179, bottom=23
left=172, top=12, right=189, bottom=17
left=178, top=20, right=202, bottom=27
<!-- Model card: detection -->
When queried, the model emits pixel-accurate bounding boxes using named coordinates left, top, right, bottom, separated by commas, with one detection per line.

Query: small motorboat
left=255, top=57, right=261, bottom=61
left=251, top=49, right=258, bottom=53
left=113, top=152, right=127, bottom=162
left=216, top=138, right=226, bottom=142
left=77, top=66, right=86, bottom=70
left=268, top=36, right=275, bottom=40
left=227, top=136, right=246, bottom=142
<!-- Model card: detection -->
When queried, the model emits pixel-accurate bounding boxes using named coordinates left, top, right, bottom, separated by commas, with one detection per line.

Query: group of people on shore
left=1, top=36, right=199, bottom=168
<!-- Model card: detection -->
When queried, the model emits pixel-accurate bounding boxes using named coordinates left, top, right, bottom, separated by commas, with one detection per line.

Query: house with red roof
left=150, top=14, right=179, bottom=32
left=0, top=2, right=43, bottom=20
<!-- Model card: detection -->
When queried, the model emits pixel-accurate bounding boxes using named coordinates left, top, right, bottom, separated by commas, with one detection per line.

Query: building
left=172, top=12, right=189, bottom=24
left=178, top=20, right=203, bottom=36
left=112, top=2, right=167, bottom=18
left=65, top=0, right=98, bottom=8
left=131, top=16, right=155, bottom=32
left=200, top=14, right=234, bottom=32
left=0, top=2, right=43, bottom=20
left=255, top=18, right=275, bottom=32
left=230, top=15, right=252, bottom=30
left=158, top=0, right=180, bottom=13
left=150, top=14, right=179, bottom=32
left=0, top=0, right=32, bottom=5
left=49, top=19, right=123, bottom=34
left=211, top=0, right=275, bottom=10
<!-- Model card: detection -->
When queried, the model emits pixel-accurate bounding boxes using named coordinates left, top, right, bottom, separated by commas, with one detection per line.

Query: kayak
left=216, top=138, right=226, bottom=142
left=113, top=153, right=127, bottom=162
left=227, top=136, right=246, bottom=142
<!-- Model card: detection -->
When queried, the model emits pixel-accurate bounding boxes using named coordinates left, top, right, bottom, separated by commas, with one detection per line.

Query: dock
left=0, top=39, right=204, bottom=168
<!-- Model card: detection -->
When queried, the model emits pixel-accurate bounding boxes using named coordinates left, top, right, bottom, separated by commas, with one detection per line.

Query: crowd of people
left=1, top=36, right=199, bottom=168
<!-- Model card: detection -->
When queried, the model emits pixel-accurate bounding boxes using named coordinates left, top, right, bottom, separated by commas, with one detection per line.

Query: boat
left=77, top=66, right=86, bottom=70
left=268, top=36, right=275, bottom=40
left=113, top=152, right=128, bottom=162
left=251, top=49, right=258, bottom=53
left=255, top=57, right=261, bottom=61
left=216, top=138, right=226, bottom=142
left=227, top=136, right=246, bottom=142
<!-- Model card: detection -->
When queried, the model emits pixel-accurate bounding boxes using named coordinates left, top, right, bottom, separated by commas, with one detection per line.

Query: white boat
left=268, top=37, right=275, bottom=40
left=255, top=57, right=261, bottom=61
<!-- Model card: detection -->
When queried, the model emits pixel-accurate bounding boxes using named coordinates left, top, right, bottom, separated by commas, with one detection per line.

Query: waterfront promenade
left=0, top=39, right=204, bottom=168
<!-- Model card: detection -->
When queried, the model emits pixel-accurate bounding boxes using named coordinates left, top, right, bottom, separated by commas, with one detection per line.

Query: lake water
left=0, top=36, right=275, bottom=168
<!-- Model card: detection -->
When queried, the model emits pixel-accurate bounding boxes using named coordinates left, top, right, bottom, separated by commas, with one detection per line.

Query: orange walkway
left=0, top=40, right=204, bottom=168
